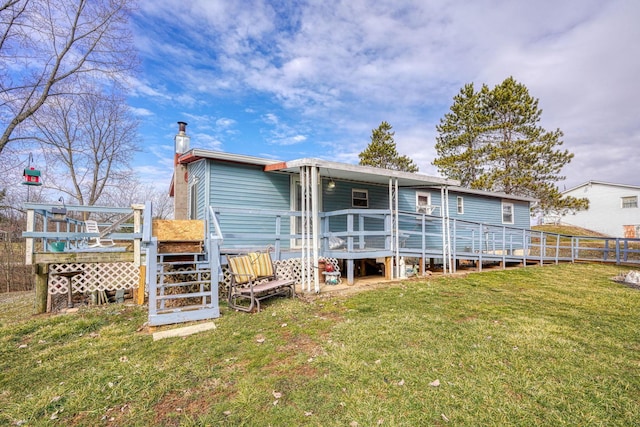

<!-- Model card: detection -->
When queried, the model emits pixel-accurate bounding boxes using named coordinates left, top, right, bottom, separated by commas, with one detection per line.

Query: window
left=416, top=191, right=433, bottom=214
left=352, top=189, right=369, bottom=208
left=189, top=181, right=198, bottom=220
left=457, top=196, right=464, bottom=214
left=621, top=196, right=638, bottom=209
left=502, top=202, right=514, bottom=224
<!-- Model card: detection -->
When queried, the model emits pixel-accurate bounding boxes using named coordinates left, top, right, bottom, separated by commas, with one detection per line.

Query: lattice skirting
left=218, top=257, right=339, bottom=299
left=48, top=262, right=140, bottom=295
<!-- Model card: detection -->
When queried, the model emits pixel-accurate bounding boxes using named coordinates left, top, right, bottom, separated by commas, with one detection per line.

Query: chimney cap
left=177, top=121, right=188, bottom=133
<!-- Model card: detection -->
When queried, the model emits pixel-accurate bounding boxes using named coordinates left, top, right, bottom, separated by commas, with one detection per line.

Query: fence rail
left=208, top=207, right=640, bottom=270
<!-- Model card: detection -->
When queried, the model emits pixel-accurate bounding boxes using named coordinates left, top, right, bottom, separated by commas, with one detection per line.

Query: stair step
left=155, top=302, right=217, bottom=314
left=155, top=290, right=212, bottom=301
left=157, top=280, right=211, bottom=288
left=158, top=261, right=209, bottom=268
left=158, top=252, right=204, bottom=257
left=158, top=266, right=211, bottom=276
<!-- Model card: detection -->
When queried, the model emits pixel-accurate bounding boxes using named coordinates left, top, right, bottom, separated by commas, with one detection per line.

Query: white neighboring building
left=556, top=181, right=640, bottom=237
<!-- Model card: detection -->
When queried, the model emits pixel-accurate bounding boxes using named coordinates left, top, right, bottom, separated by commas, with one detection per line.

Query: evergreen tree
left=433, top=83, right=486, bottom=186
left=433, top=77, right=587, bottom=215
left=359, top=121, right=418, bottom=172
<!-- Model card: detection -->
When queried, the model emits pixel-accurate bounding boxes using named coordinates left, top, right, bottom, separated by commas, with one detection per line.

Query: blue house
left=171, top=140, right=535, bottom=289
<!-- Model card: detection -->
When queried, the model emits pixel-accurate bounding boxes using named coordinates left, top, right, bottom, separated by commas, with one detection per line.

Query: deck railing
left=22, top=202, right=146, bottom=265
left=207, top=206, right=640, bottom=269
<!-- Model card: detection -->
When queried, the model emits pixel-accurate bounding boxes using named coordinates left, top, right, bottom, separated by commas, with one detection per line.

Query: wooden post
left=136, top=265, right=146, bottom=305
left=34, top=263, right=48, bottom=314
left=384, top=257, right=392, bottom=280
left=132, top=204, right=144, bottom=267
left=25, top=209, right=35, bottom=265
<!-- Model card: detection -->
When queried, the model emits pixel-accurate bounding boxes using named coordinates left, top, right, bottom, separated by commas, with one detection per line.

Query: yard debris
left=223, top=410, right=232, bottom=416
left=272, top=391, right=282, bottom=399
left=429, top=379, right=440, bottom=387
left=18, top=344, right=27, bottom=349
left=256, top=338, right=265, bottom=344
left=152, top=322, right=217, bottom=341
left=441, top=413, right=450, bottom=422
left=613, top=270, right=640, bottom=290
left=304, top=411, right=313, bottom=416
left=397, top=379, right=405, bottom=386
left=623, top=270, right=640, bottom=284
left=350, top=421, right=359, bottom=427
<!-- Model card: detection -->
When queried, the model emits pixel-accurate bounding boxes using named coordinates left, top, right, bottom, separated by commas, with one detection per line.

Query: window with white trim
left=621, top=196, right=638, bottom=209
left=352, top=189, right=369, bottom=208
left=457, top=196, right=464, bottom=214
left=189, top=181, right=198, bottom=220
left=416, top=191, right=433, bottom=214
left=502, top=202, right=514, bottom=224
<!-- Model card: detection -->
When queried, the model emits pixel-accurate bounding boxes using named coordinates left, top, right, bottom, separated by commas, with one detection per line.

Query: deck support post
left=384, top=257, right=392, bottom=280
left=136, top=265, right=146, bottom=305
left=346, top=260, right=354, bottom=285
left=34, top=263, right=48, bottom=314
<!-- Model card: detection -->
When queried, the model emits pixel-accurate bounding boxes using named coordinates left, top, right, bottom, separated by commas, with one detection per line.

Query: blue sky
left=128, top=0, right=640, bottom=192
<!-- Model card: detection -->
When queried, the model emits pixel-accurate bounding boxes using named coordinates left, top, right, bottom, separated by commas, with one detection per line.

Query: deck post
left=136, top=265, right=146, bottom=305
left=132, top=204, right=144, bottom=267
left=346, top=259, right=354, bottom=285
left=25, top=209, right=35, bottom=265
left=34, top=263, right=48, bottom=314
left=385, top=257, right=393, bottom=280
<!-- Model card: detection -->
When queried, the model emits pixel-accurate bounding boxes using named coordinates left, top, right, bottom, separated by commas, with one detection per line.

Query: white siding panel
left=561, top=183, right=640, bottom=237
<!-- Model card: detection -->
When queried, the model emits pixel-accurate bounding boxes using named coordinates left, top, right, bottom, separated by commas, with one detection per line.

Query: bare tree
left=31, top=89, right=139, bottom=207
left=100, top=180, right=174, bottom=220
left=0, top=0, right=137, bottom=155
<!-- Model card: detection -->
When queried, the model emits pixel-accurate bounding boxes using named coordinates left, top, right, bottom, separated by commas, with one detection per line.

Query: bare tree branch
left=0, top=0, right=137, bottom=154
left=30, top=88, right=139, bottom=206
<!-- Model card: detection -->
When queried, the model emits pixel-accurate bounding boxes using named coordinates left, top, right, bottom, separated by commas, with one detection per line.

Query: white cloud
left=130, top=107, right=154, bottom=117
left=133, top=0, right=640, bottom=188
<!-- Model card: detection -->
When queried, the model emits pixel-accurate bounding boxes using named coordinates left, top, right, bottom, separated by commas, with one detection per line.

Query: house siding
left=561, top=182, right=640, bottom=237
left=189, top=159, right=207, bottom=220
left=396, top=188, right=530, bottom=251
left=323, top=180, right=389, bottom=247
left=194, top=157, right=533, bottom=251
left=207, top=161, right=292, bottom=247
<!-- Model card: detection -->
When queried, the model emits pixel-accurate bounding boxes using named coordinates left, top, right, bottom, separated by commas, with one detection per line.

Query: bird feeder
left=51, top=197, right=67, bottom=222
left=50, top=206, right=67, bottom=222
left=22, top=167, right=42, bottom=186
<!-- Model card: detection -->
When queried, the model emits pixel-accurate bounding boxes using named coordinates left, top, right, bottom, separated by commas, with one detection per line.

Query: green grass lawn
left=1, top=263, right=639, bottom=426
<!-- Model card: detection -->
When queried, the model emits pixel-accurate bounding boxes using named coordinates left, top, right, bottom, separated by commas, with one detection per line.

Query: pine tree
left=433, top=83, right=486, bottom=187
left=433, top=77, right=587, bottom=214
left=359, top=121, right=418, bottom=172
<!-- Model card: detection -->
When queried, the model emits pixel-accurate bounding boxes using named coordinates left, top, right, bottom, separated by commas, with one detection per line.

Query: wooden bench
left=227, top=252, right=295, bottom=312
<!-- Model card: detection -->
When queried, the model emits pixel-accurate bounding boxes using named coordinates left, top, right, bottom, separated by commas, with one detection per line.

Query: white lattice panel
left=49, top=262, right=139, bottom=295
